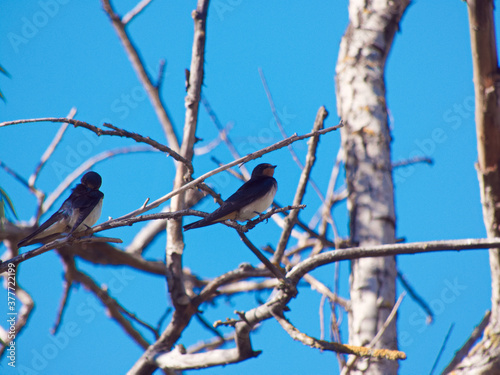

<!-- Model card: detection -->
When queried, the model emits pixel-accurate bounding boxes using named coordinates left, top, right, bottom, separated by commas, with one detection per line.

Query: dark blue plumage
left=18, top=171, right=104, bottom=247
left=183, top=163, right=277, bottom=231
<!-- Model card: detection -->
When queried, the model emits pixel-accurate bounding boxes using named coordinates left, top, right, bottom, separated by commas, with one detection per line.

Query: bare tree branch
left=186, top=332, right=234, bottom=354
left=451, top=0, right=500, bottom=372
left=165, top=0, right=210, bottom=308
left=0, top=118, right=187, bottom=169
left=154, top=325, right=261, bottom=370
left=126, top=213, right=168, bottom=255
left=341, top=293, right=406, bottom=374
left=29, top=108, right=76, bottom=188
left=271, top=309, right=405, bottom=360
left=193, top=122, right=232, bottom=156
left=273, top=200, right=338, bottom=248
left=113, top=123, right=344, bottom=222
left=201, top=95, right=250, bottom=178
left=429, top=323, right=454, bottom=375
left=51, top=253, right=75, bottom=335
left=101, top=0, right=178, bottom=150
left=0, top=160, right=44, bottom=204
left=259, top=68, right=326, bottom=202
left=392, top=155, right=433, bottom=169
left=397, top=270, right=433, bottom=323
left=122, top=0, right=154, bottom=25
left=68, top=260, right=151, bottom=349
left=0, top=237, right=119, bottom=274
left=5, top=205, right=304, bottom=273
left=236, top=231, right=286, bottom=281
left=443, top=311, right=491, bottom=374
left=316, top=146, right=344, bottom=241
left=217, top=278, right=279, bottom=295
left=272, top=106, right=328, bottom=264
left=128, top=237, right=499, bottom=374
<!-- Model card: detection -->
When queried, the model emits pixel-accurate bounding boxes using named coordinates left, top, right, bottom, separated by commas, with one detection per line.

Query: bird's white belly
left=236, top=185, right=277, bottom=221
left=71, top=199, right=103, bottom=232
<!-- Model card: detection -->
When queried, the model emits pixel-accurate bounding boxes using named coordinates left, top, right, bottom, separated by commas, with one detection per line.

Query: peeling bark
left=335, top=1, right=410, bottom=373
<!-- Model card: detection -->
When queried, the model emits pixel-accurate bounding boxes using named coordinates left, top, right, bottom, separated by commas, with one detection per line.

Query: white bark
left=335, top=1, right=410, bottom=373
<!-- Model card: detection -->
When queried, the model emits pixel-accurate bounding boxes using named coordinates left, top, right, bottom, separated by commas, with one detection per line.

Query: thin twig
left=275, top=247, right=350, bottom=311
left=187, top=332, right=234, bottom=354
left=442, top=311, right=491, bottom=374
left=237, top=231, right=286, bottom=281
left=429, top=323, right=454, bottom=375
left=273, top=200, right=338, bottom=248
left=0, top=118, right=186, bottom=168
left=0, top=160, right=43, bottom=197
left=193, top=122, right=233, bottom=155
left=126, top=208, right=169, bottom=255
left=272, top=106, right=328, bottom=264
left=330, top=293, right=346, bottom=370
left=4, top=236, right=500, bottom=277
left=316, top=146, right=344, bottom=240
left=8, top=207, right=302, bottom=272
left=319, top=294, right=326, bottom=340
left=271, top=309, right=405, bottom=360
left=29, top=108, right=76, bottom=188
left=0, top=236, right=122, bottom=273
left=397, top=270, right=433, bottom=323
left=303, top=273, right=350, bottom=312
left=218, top=278, right=279, bottom=295
left=156, top=59, right=166, bottom=89
left=68, top=261, right=151, bottom=349
left=118, top=304, right=160, bottom=340
left=259, top=68, right=325, bottom=202
left=195, top=265, right=273, bottom=304
left=370, top=293, right=405, bottom=346
left=51, top=254, right=75, bottom=334
left=341, top=292, right=406, bottom=374
left=122, top=0, right=154, bottom=24
left=392, top=156, right=433, bottom=169
left=155, top=308, right=172, bottom=333
left=195, top=313, right=224, bottom=339
left=201, top=94, right=250, bottom=178
left=107, top=122, right=344, bottom=222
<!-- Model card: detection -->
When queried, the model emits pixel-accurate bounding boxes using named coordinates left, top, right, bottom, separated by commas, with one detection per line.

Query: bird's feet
left=253, top=211, right=269, bottom=223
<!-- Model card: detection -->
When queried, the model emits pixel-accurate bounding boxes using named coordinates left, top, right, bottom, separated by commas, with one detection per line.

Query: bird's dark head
left=81, top=171, right=102, bottom=190
left=252, top=163, right=277, bottom=178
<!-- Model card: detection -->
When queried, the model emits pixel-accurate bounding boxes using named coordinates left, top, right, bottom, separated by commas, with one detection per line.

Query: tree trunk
left=335, top=1, right=410, bottom=373
left=445, top=1, right=500, bottom=373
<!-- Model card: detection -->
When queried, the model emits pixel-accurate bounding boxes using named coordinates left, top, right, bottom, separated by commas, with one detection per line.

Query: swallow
left=183, top=163, right=277, bottom=231
left=18, top=171, right=104, bottom=247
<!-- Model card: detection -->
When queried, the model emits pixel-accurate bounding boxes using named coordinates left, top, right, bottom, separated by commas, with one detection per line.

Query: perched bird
left=18, top=171, right=104, bottom=247
left=184, top=163, right=277, bottom=231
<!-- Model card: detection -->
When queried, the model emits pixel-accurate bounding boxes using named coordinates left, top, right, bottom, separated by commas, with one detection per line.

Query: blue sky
left=0, top=1, right=493, bottom=374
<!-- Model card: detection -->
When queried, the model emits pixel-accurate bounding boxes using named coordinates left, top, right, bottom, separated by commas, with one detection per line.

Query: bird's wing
left=221, top=176, right=276, bottom=210
left=68, top=190, right=104, bottom=233
left=184, top=177, right=275, bottom=231
left=17, top=199, right=73, bottom=247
